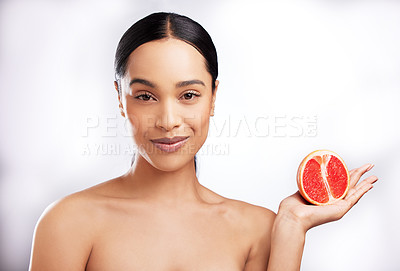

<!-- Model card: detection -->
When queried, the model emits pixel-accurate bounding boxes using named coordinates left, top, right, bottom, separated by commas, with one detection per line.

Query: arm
left=267, top=163, right=378, bottom=271
left=243, top=208, right=275, bottom=271
left=29, top=195, right=94, bottom=271
left=267, top=213, right=305, bottom=270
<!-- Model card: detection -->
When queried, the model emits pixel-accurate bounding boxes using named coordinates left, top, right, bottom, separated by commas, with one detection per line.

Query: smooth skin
left=29, top=38, right=378, bottom=271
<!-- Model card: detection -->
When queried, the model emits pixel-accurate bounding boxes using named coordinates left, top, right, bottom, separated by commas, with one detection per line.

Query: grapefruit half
left=297, top=150, right=350, bottom=205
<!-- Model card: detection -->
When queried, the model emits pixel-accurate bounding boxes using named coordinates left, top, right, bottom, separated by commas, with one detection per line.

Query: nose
left=155, top=98, right=182, bottom=131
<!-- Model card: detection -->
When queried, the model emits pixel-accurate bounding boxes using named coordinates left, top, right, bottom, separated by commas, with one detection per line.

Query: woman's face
left=116, top=38, right=218, bottom=172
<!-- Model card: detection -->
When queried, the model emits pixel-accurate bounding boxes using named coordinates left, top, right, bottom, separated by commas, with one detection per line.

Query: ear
left=210, top=80, right=219, bottom=117
left=114, top=81, right=125, bottom=118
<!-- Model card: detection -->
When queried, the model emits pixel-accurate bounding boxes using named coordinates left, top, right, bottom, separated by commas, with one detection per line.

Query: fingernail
left=367, top=164, right=374, bottom=171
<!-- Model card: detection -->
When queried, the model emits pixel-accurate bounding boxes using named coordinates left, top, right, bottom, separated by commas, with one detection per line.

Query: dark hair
left=114, top=12, right=218, bottom=93
left=114, top=12, right=218, bottom=173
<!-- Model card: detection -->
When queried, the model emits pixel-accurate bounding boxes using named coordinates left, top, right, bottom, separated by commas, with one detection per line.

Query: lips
left=150, top=136, right=190, bottom=153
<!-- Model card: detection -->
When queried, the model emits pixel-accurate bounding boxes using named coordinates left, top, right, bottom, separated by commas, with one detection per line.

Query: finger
left=349, top=163, right=373, bottom=178
left=348, top=164, right=370, bottom=176
left=345, top=180, right=374, bottom=209
left=349, top=168, right=356, bottom=175
left=346, top=175, right=378, bottom=199
left=364, top=175, right=379, bottom=185
left=349, top=164, right=374, bottom=187
left=350, top=163, right=374, bottom=176
left=285, top=191, right=309, bottom=205
left=293, top=191, right=310, bottom=205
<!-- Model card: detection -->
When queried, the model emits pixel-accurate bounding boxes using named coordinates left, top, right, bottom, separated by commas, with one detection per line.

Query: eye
left=134, top=92, right=156, bottom=101
left=181, top=90, right=200, bottom=101
left=137, top=94, right=151, bottom=101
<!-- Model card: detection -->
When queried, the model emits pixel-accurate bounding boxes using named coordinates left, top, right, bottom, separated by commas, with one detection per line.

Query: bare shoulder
left=219, top=198, right=276, bottom=270
left=200, top=184, right=276, bottom=225
left=30, top=180, right=116, bottom=271
left=199, top=185, right=276, bottom=230
left=38, top=190, right=97, bottom=225
left=223, top=198, right=276, bottom=234
left=35, top=176, right=124, bottom=229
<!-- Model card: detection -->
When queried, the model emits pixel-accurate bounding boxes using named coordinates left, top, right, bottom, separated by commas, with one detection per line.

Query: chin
left=148, top=154, right=195, bottom=172
left=137, top=143, right=195, bottom=171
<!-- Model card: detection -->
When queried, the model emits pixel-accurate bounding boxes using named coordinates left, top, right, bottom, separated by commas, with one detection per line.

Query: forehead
left=125, top=38, right=211, bottom=88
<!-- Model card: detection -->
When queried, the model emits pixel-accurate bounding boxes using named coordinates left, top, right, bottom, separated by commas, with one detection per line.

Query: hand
left=277, top=163, right=378, bottom=233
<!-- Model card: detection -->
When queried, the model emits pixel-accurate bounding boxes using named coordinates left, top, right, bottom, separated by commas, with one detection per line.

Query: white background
left=1, top=0, right=399, bottom=270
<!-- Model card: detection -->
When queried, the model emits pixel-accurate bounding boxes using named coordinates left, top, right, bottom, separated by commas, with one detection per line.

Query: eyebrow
left=129, top=78, right=156, bottom=88
left=176, top=79, right=205, bottom=88
left=129, top=78, right=205, bottom=88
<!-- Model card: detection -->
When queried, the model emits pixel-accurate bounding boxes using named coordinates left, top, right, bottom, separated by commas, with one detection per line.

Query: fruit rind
left=297, top=150, right=350, bottom=206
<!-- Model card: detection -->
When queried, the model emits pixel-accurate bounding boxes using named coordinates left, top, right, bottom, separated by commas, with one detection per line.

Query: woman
left=29, top=12, right=378, bottom=270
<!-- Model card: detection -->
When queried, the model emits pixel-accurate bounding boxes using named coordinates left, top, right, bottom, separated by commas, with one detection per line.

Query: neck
left=122, top=154, right=203, bottom=204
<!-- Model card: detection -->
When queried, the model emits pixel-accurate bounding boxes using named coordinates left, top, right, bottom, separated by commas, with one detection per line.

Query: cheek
left=184, top=102, right=211, bottom=138
left=123, top=113, right=139, bottom=139
left=124, top=110, right=150, bottom=140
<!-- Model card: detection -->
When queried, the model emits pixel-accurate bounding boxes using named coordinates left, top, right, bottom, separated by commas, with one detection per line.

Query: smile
left=150, top=136, right=190, bottom=153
